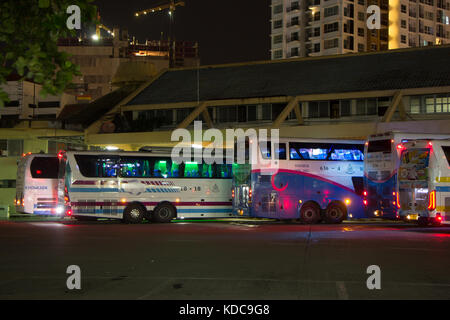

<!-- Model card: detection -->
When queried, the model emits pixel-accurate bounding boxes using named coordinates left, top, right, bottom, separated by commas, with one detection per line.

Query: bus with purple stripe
left=233, top=138, right=366, bottom=223
left=363, top=132, right=450, bottom=219
left=57, top=150, right=233, bottom=223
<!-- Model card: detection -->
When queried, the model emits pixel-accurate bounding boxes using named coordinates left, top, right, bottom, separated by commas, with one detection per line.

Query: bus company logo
left=25, top=186, right=48, bottom=190
left=171, top=121, right=280, bottom=175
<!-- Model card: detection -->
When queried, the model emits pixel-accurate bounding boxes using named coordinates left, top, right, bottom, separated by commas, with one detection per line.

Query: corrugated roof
left=61, top=84, right=139, bottom=127
left=126, top=46, right=450, bottom=106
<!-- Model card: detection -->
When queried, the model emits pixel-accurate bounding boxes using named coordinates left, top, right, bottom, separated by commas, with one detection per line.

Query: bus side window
left=184, top=162, right=200, bottom=178
left=170, top=161, right=180, bottom=178
left=154, top=159, right=169, bottom=178
left=214, top=163, right=232, bottom=178
left=274, top=143, right=287, bottom=160
left=201, top=163, right=213, bottom=178
left=260, top=141, right=272, bottom=159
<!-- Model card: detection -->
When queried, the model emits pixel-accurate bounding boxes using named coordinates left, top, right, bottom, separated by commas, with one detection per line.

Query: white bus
left=15, top=153, right=59, bottom=215
left=363, top=132, right=450, bottom=219
left=58, top=150, right=233, bottom=223
left=397, top=139, right=450, bottom=226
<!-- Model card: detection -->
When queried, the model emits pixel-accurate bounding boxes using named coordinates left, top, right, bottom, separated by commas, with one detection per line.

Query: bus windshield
left=399, top=149, right=430, bottom=182
left=442, top=146, right=450, bottom=166
left=367, top=139, right=391, bottom=153
left=30, top=156, right=59, bottom=179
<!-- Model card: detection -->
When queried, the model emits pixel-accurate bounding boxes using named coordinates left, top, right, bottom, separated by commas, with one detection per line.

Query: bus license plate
left=408, top=214, right=418, bottom=220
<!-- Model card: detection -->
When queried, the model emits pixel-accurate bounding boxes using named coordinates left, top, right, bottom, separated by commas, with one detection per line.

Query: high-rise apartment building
left=270, top=0, right=450, bottom=59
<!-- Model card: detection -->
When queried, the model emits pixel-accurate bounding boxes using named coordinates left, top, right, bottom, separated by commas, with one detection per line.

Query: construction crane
left=135, top=1, right=186, bottom=68
left=95, top=12, right=114, bottom=40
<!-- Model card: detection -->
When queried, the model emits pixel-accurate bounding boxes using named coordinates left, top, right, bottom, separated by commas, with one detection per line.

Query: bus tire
left=123, top=203, right=145, bottom=224
left=299, top=202, right=321, bottom=224
left=324, top=201, right=347, bottom=224
left=153, top=203, right=176, bottom=223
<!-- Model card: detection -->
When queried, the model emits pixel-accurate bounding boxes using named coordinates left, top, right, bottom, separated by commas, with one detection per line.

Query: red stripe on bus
left=71, top=201, right=232, bottom=207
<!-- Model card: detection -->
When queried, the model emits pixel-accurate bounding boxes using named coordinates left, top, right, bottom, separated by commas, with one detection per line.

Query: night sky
left=93, top=0, right=271, bottom=65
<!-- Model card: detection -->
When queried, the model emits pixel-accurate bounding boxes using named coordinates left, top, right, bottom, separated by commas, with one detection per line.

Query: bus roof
left=368, top=132, right=450, bottom=140
left=261, top=138, right=365, bottom=144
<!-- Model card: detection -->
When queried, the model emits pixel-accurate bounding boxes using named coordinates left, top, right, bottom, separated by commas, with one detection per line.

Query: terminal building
left=83, top=45, right=450, bottom=150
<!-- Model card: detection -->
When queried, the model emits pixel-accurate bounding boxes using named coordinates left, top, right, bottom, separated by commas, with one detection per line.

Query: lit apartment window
left=436, top=95, right=450, bottom=113
left=426, top=96, right=435, bottom=113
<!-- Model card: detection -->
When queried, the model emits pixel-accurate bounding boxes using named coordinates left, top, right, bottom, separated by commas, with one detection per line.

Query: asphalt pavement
left=0, top=217, right=449, bottom=299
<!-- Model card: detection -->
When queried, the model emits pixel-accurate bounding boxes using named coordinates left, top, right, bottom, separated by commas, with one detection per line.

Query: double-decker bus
left=57, top=150, right=233, bottom=223
left=233, top=138, right=366, bottom=224
left=15, top=153, right=59, bottom=215
left=363, top=132, right=450, bottom=219
left=397, top=139, right=450, bottom=226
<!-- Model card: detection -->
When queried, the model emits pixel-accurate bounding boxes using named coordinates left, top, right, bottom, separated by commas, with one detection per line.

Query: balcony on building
left=286, top=17, right=301, bottom=29
left=286, top=2, right=301, bottom=13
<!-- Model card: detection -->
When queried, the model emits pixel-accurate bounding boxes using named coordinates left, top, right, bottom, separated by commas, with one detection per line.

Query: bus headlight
left=344, top=199, right=351, bottom=206
left=56, top=206, right=64, bottom=215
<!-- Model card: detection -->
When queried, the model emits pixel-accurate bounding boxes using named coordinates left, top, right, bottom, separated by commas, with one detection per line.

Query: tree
left=0, top=0, right=97, bottom=107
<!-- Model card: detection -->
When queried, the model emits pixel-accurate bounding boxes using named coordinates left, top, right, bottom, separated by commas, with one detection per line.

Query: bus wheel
left=123, top=203, right=145, bottom=224
left=299, top=202, right=321, bottom=224
left=325, top=202, right=347, bottom=224
left=153, top=203, right=176, bottom=223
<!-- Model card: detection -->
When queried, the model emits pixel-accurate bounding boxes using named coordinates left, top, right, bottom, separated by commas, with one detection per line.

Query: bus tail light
left=428, top=190, right=436, bottom=211
left=363, top=200, right=368, bottom=206
left=249, top=187, right=252, bottom=199
left=396, top=192, right=401, bottom=209
left=363, top=190, right=368, bottom=197
left=232, top=189, right=235, bottom=198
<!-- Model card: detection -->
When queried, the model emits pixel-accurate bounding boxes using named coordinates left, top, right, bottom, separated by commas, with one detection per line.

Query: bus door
left=365, top=138, right=396, bottom=218
left=232, top=163, right=251, bottom=216
left=398, top=148, right=430, bottom=220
